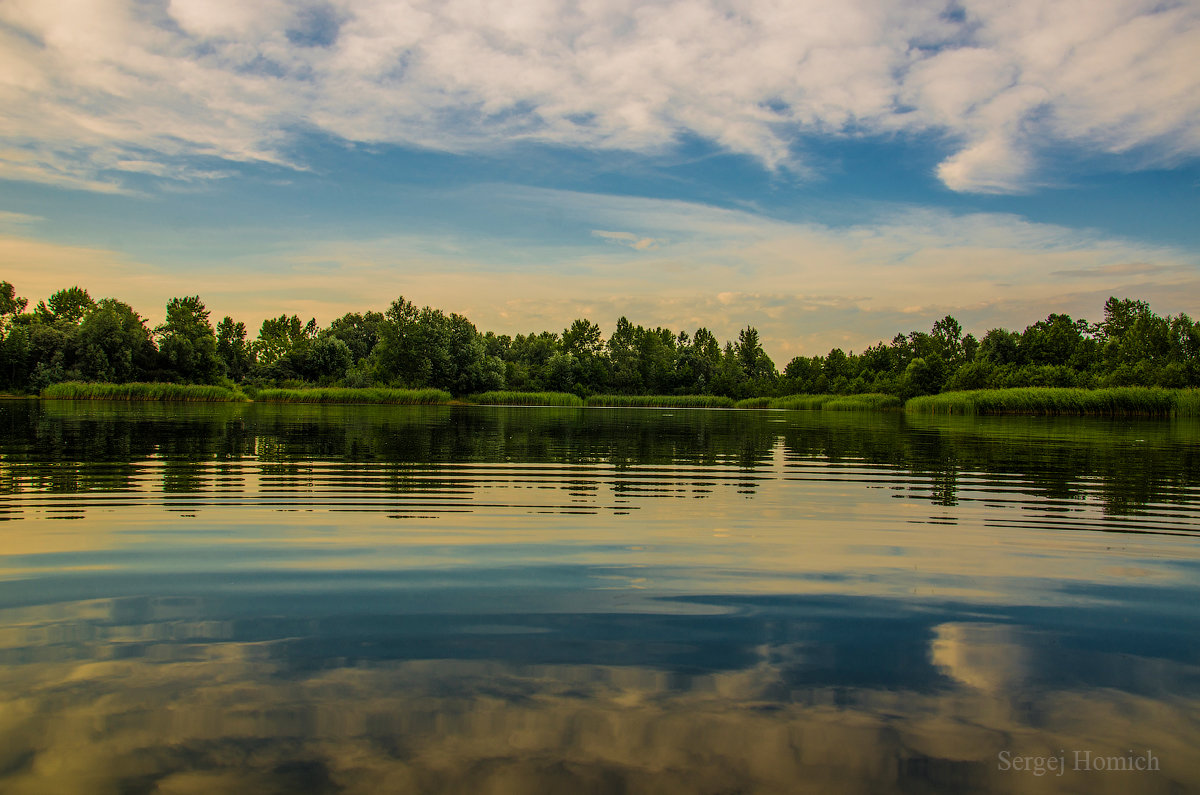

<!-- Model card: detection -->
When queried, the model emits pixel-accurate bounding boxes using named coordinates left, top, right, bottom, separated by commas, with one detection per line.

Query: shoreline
left=21, top=384, right=1200, bottom=417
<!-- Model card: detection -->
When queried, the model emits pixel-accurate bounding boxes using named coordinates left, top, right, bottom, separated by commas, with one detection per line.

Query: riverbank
left=30, top=383, right=1200, bottom=416
left=41, top=382, right=248, bottom=402
left=906, top=387, right=1199, bottom=417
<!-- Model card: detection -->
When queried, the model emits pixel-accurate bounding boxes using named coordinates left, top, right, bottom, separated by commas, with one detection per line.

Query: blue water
left=0, top=401, right=1197, bottom=793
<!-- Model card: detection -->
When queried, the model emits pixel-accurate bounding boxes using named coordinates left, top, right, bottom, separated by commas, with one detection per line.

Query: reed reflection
left=0, top=402, right=1195, bottom=521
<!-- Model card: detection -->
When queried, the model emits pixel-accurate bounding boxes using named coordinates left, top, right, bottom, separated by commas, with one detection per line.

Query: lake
left=0, top=400, right=1197, bottom=793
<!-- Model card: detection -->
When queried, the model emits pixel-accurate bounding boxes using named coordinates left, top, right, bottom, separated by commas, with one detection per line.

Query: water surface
left=1, top=401, right=1198, bottom=793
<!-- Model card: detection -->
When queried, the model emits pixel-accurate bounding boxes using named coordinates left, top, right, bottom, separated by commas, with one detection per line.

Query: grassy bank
left=471, top=391, right=583, bottom=406
left=586, top=394, right=737, bottom=408
left=254, top=387, right=451, bottom=405
left=1175, top=389, right=1200, bottom=417
left=822, top=393, right=904, bottom=411
left=42, top=382, right=246, bottom=402
left=905, top=387, right=1185, bottom=416
left=736, top=394, right=902, bottom=411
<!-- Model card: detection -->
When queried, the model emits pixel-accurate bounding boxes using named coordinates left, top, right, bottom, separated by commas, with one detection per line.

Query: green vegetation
left=1176, top=389, right=1200, bottom=417
left=2, top=279, right=1197, bottom=414
left=735, top=393, right=901, bottom=411
left=823, top=393, right=903, bottom=411
left=905, top=387, right=1180, bottom=416
left=586, top=394, right=737, bottom=408
left=471, top=391, right=583, bottom=406
left=768, top=394, right=837, bottom=410
left=42, top=381, right=245, bottom=401
left=255, top=387, right=451, bottom=405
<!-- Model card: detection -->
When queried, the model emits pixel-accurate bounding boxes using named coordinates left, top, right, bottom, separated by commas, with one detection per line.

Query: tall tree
left=216, top=316, right=254, bottom=381
left=77, top=299, right=156, bottom=382
left=157, top=296, right=222, bottom=383
left=35, top=286, right=95, bottom=325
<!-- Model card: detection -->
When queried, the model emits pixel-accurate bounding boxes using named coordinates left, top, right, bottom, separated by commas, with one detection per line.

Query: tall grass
left=586, top=394, right=736, bottom=408
left=1175, top=389, right=1200, bottom=418
left=742, top=394, right=902, bottom=411
left=768, top=394, right=837, bottom=410
left=471, top=391, right=583, bottom=406
left=905, top=387, right=1180, bottom=416
left=42, top=382, right=245, bottom=402
left=822, top=393, right=903, bottom=411
left=255, top=387, right=451, bottom=405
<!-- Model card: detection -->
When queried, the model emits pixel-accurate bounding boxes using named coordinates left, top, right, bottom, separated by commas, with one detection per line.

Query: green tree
left=77, top=299, right=156, bottom=382
left=325, top=311, right=385, bottom=364
left=35, top=286, right=95, bottom=325
left=0, top=281, right=27, bottom=333
left=216, top=316, right=254, bottom=381
left=255, top=315, right=317, bottom=367
left=157, top=296, right=222, bottom=383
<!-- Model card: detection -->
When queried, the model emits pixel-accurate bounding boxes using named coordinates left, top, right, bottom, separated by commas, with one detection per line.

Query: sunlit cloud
left=0, top=0, right=1196, bottom=194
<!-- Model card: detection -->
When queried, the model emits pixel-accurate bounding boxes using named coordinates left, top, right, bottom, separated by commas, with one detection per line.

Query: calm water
left=1, top=400, right=1198, bottom=794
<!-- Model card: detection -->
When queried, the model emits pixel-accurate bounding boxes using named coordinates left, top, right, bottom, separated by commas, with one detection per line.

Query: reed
left=767, top=394, right=837, bottom=410
left=471, top=391, right=583, bottom=406
left=822, top=393, right=903, bottom=411
left=1175, top=389, right=1200, bottom=418
left=254, top=387, right=451, bottom=405
left=585, top=394, right=737, bottom=408
left=41, top=381, right=245, bottom=402
left=736, top=393, right=902, bottom=411
left=905, top=387, right=1179, bottom=416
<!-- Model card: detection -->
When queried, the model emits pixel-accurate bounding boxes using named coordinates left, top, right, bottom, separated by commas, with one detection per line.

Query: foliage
left=586, top=394, right=737, bottom=408
left=42, top=381, right=244, bottom=401
left=737, top=394, right=901, bottom=411
left=823, top=394, right=903, bottom=410
left=216, top=316, right=254, bottom=381
left=2, top=282, right=1196, bottom=409
left=471, top=391, right=584, bottom=406
left=905, top=387, right=1179, bottom=416
left=254, top=387, right=451, bottom=404
left=157, top=296, right=222, bottom=384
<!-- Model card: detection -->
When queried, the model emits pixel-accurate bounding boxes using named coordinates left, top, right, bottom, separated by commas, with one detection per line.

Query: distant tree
left=35, top=286, right=94, bottom=325
left=157, top=296, right=222, bottom=383
left=77, top=299, right=156, bottom=382
left=255, top=315, right=317, bottom=367
left=325, top=311, right=385, bottom=364
left=0, top=281, right=27, bottom=331
left=931, top=315, right=964, bottom=364
left=372, top=297, right=501, bottom=393
left=216, top=316, right=254, bottom=381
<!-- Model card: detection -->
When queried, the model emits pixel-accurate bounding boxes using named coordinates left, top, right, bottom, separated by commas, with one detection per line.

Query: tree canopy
left=0, top=280, right=1197, bottom=398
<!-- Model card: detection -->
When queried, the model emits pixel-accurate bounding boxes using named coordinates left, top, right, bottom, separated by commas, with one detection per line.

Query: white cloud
left=0, top=0, right=1195, bottom=193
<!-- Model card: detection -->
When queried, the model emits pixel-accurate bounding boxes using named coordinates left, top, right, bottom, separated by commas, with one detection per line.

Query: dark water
left=1, top=400, right=1198, bottom=794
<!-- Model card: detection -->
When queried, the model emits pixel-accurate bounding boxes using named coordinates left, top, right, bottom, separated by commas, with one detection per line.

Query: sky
left=1, top=0, right=1198, bottom=362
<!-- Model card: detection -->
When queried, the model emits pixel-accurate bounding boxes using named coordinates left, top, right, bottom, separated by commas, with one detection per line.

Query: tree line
left=1, top=280, right=1197, bottom=398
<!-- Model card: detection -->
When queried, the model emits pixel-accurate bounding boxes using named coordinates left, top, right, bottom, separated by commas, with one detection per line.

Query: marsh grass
left=905, top=387, right=1180, bottom=416
left=42, top=382, right=245, bottom=402
left=255, top=387, right=451, bottom=405
left=586, top=394, right=736, bottom=408
left=471, top=391, right=583, bottom=406
left=768, top=395, right=838, bottom=410
left=1174, top=389, right=1200, bottom=417
left=822, top=394, right=903, bottom=411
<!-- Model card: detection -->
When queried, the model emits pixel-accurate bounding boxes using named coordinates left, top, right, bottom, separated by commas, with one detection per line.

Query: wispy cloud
left=0, top=0, right=1196, bottom=194
left=591, top=230, right=664, bottom=251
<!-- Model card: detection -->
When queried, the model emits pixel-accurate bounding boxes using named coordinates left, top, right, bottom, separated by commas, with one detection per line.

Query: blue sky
left=1, top=0, right=1198, bottom=361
